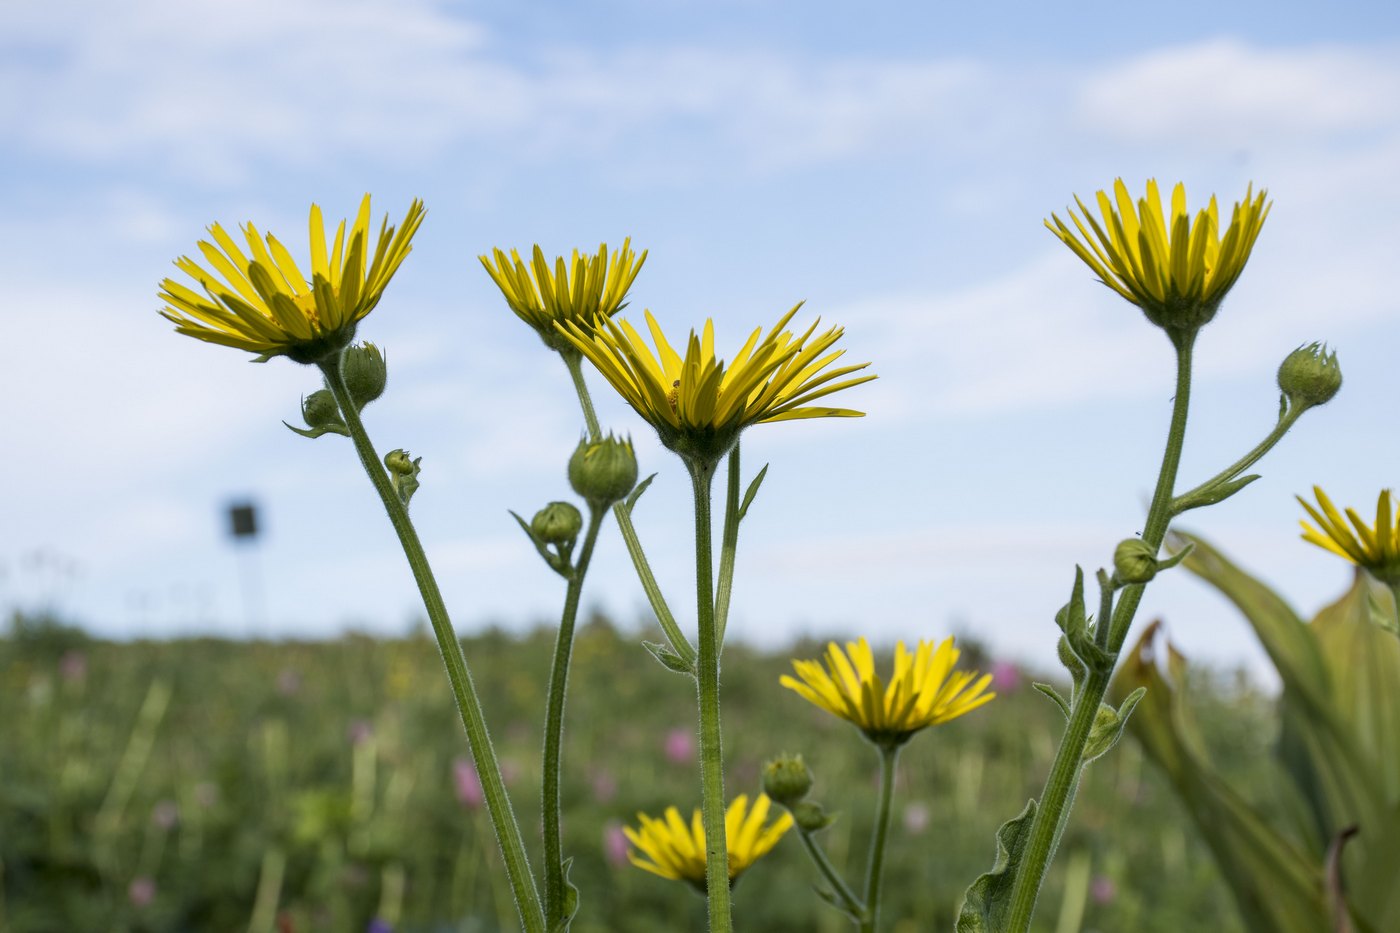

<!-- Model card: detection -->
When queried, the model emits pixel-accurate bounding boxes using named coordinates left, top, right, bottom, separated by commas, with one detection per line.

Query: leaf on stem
left=642, top=640, right=694, bottom=676
left=737, top=464, right=769, bottom=522
left=956, top=799, right=1037, bottom=933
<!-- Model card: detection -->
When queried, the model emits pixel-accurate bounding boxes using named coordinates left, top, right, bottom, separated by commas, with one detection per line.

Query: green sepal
left=509, top=510, right=570, bottom=577
left=737, top=464, right=769, bottom=521
left=1082, top=687, right=1146, bottom=763
left=623, top=473, right=657, bottom=514
left=282, top=420, right=350, bottom=439
left=1056, top=567, right=1113, bottom=675
left=1032, top=682, right=1071, bottom=719
left=1155, top=541, right=1195, bottom=573
left=1173, top=473, right=1261, bottom=515
left=1054, top=566, right=1088, bottom=639
left=956, top=799, right=1038, bottom=933
left=642, top=640, right=694, bottom=676
left=550, top=857, right=579, bottom=933
left=1057, top=635, right=1086, bottom=690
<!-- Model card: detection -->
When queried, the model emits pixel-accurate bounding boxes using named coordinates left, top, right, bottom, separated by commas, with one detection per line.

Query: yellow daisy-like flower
left=624, top=794, right=793, bottom=891
left=480, top=240, right=646, bottom=352
left=558, top=303, right=876, bottom=466
left=1298, top=486, right=1400, bottom=586
left=781, top=636, right=994, bottom=745
left=160, top=195, right=426, bottom=363
left=1046, top=179, right=1270, bottom=336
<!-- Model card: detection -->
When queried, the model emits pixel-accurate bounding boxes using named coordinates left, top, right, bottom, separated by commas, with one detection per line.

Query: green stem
left=1171, top=405, right=1303, bottom=514
left=321, top=358, right=545, bottom=933
left=542, top=506, right=604, bottom=929
left=860, top=744, right=900, bottom=933
left=561, top=352, right=697, bottom=670
left=1002, top=335, right=1195, bottom=933
left=714, top=444, right=742, bottom=647
left=795, top=826, right=864, bottom=919
left=689, top=459, right=732, bottom=932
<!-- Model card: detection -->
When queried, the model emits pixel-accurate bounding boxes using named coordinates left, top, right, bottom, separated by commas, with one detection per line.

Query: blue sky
left=3, top=0, right=1398, bottom=679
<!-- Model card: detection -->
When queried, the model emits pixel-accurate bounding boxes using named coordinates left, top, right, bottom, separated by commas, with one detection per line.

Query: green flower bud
left=568, top=433, right=638, bottom=508
left=302, top=389, right=345, bottom=430
left=1277, top=342, right=1341, bottom=409
left=531, top=501, right=583, bottom=547
left=1114, top=539, right=1158, bottom=584
left=341, top=342, right=387, bottom=410
left=791, top=800, right=835, bottom=833
left=384, top=449, right=416, bottom=476
left=762, top=754, right=813, bottom=805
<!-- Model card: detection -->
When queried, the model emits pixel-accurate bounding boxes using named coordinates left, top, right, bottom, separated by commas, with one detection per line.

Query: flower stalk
left=541, top=503, right=605, bottom=930
left=859, top=744, right=900, bottom=933
left=319, top=355, right=545, bottom=933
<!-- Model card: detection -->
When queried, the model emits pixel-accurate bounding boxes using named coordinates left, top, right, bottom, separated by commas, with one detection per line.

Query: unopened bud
left=342, top=342, right=388, bottom=410
left=568, top=433, right=638, bottom=508
left=531, top=501, right=583, bottom=547
left=791, top=801, right=835, bottom=833
left=1114, top=539, right=1158, bottom=584
left=1277, top=343, right=1341, bottom=409
left=385, top=449, right=416, bottom=476
left=762, top=754, right=813, bottom=805
left=302, top=389, right=344, bottom=430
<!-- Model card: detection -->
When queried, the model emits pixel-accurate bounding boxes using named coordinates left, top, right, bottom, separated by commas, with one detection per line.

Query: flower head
left=624, top=794, right=792, bottom=890
left=782, top=636, right=994, bottom=745
left=560, top=304, right=875, bottom=466
left=1047, top=179, right=1269, bottom=337
left=160, top=195, right=425, bottom=363
left=1298, top=486, right=1400, bottom=585
left=481, top=240, right=646, bottom=351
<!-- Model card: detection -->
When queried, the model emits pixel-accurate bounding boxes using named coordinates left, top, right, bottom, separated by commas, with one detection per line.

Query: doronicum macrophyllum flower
left=1298, top=486, right=1400, bottom=586
left=558, top=304, right=876, bottom=466
left=1046, top=179, right=1270, bottom=338
left=624, top=794, right=792, bottom=891
left=781, top=636, right=994, bottom=746
left=480, top=240, right=646, bottom=352
left=160, top=195, right=425, bottom=364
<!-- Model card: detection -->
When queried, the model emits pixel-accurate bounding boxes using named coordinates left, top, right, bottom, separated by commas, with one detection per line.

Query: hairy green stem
left=795, top=825, right=864, bottom=918
left=714, top=444, right=742, bottom=647
left=1002, top=335, right=1195, bottom=933
left=1171, top=404, right=1303, bottom=514
left=689, top=459, right=732, bottom=932
left=562, top=353, right=697, bottom=669
left=542, top=506, right=604, bottom=929
left=321, top=358, right=544, bottom=933
left=860, top=744, right=900, bottom=933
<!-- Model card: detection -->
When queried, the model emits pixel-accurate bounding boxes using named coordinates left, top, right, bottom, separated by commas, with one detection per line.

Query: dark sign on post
left=228, top=502, right=259, bottom=540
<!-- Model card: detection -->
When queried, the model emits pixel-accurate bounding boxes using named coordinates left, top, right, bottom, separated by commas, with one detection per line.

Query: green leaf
left=550, top=857, right=579, bottom=933
left=737, top=464, right=769, bottom=521
left=1173, top=473, right=1261, bottom=515
left=1081, top=687, right=1144, bottom=763
left=1031, top=682, right=1071, bottom=719
left=641, top=640, right=694, bottom=676
left=956, top=799, right=1036, bottom=933
left=623, top=473, right=656, bottom=513
left=282, top=420, right=350, bottom=439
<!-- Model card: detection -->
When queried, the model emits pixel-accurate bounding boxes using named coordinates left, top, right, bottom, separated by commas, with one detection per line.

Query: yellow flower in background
left=624, top=794, right=792, bottom=890
left=1298, top=486, right=1400, bottom=585
left=782, top=636, right=994, bottom=745
left=480, top=240, right=646, bottom=351
left=559, top=303, right=876, bottom=466
left=160, top=195, right=426, bottom=363
left=1046, top=179, right=1270, bottom=336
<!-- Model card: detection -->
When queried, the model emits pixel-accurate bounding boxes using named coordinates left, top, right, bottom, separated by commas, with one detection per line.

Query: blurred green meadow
left=1, top=611, right=1269, bottom=932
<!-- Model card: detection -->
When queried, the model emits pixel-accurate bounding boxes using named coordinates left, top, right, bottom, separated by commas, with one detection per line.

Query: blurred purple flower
left=602, top=821, right=629, bottom=867
left=663, top=728, right=695, bottom=764
left=1091, top=875, right=1116, bottom=905
left=152, top=799, right=179, bottom=831
left=347, top=719, right=373, bottom=746
left=276, top=667, right=302, bottom=697
left=990, top=660, right=1022, bottom=693
left=367, top=919, right=392, bottom=933
left=58, top=650, right=87, bottom=684
left=902, top=802, right=930, bottom=835
left=128, top=876, right=156, bottom=908
left=591, top=769, right=618, bottom=804
left=453, top=757, right=483, bottom=809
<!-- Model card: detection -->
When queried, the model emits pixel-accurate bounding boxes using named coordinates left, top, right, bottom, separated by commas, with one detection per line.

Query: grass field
left=0, top=611, right=1274, bottom=932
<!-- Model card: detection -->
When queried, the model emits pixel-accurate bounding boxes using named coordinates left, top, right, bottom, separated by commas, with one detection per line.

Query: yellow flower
left=480, top=240, right=646, bottom=352
left=624, top=794, right=792, bottom=890
left=1298, top=486, right=1400, bottom=585
left=559, top=303, right=876, bottom=466
left=781, top=636, right=994, bottom=745
left=1046, top=179, right=1270, bottom=336
left=160, top=195, right=425, bottom=363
